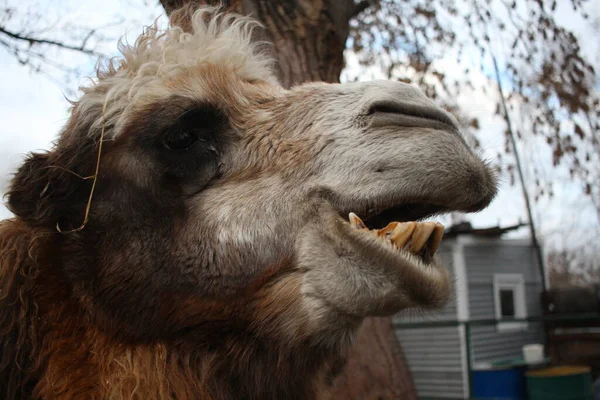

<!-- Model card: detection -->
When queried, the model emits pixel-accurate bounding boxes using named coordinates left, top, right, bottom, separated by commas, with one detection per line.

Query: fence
left=394, top=313, right=600, bottom=399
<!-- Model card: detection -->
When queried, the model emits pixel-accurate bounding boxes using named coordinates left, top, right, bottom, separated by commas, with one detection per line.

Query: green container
left=526, top=366, right=593, bottom=400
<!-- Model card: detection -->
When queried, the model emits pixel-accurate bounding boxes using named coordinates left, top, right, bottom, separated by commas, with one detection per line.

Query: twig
left=0, top=26, right=99, bottom=55
left=80, top=29, right=96, bottom=51
left=351, top=0, right=374, bottom=19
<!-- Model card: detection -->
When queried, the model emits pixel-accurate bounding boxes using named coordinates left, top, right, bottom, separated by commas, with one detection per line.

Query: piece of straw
left=56, top=97, right=109, bottom=234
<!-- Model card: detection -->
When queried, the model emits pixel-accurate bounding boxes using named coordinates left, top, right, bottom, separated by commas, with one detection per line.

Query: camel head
left=6, top=8, right=496, bottom=346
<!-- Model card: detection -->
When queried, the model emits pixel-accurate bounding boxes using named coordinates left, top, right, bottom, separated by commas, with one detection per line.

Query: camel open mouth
left=360, top=203, right=447, bottom=229
left=347, top=211, right=445, bottom=266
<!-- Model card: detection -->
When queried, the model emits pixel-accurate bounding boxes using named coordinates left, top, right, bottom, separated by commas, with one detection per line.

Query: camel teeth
left=349, top=212, right=367, bottom=229
left=427, top=223, right=445, bottom=257
left=389, top=222, right=417, bottom=248
left=348, top=214, right=444, bottom=261
left=376, top=222, right=399, bottom=239
left=408, top=222, right=437, bottom=254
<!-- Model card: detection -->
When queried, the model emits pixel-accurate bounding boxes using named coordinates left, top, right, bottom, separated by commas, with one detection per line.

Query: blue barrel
left=472, top=365, right=527, bottom=400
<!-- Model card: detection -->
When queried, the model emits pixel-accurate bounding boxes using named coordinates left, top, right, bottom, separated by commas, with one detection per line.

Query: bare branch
left=80, top=29, right=96, bottom=51
left=0, top=26, right=99, bottom=56
left=351, top=0, right=374, bottom=19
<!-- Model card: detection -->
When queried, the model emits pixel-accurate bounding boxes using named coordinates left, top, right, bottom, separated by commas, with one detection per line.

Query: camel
left=0, top=6, right=497, bottom=400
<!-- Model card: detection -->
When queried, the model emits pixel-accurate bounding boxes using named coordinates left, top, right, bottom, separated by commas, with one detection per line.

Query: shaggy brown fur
left=0, top=219, right=337, bottom=399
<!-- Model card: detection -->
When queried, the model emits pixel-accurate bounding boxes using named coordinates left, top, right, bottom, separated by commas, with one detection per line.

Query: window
left=499, top=289, right=515, bottom=317
left=493, top=274, right=528, bottom=332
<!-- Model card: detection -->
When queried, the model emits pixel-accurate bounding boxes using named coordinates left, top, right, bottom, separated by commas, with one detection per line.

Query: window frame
left=493, top=273, right=528, bottom=332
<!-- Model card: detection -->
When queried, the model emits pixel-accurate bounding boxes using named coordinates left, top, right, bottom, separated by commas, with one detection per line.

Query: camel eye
left=161, top=106, right=224, bottom=151
left=164, top=130, right=199, bottom=151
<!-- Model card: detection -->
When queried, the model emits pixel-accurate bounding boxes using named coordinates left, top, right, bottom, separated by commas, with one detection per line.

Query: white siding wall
left=464, top=244, right=544, bottom=363
left=397, top=327, right=465, bottom=398
left=394, top=247, right=466, bottom=398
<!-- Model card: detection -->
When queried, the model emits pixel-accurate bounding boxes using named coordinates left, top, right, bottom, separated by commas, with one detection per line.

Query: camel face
left=6, top=9, right=496, bottom=342
left=182, top=78, right=497, bottom=322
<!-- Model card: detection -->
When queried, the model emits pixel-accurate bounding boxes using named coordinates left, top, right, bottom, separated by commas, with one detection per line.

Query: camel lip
left=316, top=188, right=459, bottom=230
left=318, top=192, right=450, bottom=231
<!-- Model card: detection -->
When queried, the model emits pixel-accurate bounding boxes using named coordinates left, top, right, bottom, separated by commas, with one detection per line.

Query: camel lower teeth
left=348, top=213, right=444, bottom=259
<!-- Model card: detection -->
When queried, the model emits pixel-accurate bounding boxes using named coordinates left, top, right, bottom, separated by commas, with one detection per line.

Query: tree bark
left=159, top=1, right=417, bottom=399
left=161, top=0, right=358, bottom=87
left=325, top=318, right=418, bottom=400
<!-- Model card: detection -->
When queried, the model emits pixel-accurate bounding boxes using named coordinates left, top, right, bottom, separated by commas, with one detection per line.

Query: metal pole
left=465, top=322, right=473, bottom=399
left=491, top=55, right=547, bottom=291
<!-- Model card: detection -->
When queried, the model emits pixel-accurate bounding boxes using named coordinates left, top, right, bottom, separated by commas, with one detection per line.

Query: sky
left=0, top=0, right=166, bottom=218
left=0, top=0, right=598, bottom=250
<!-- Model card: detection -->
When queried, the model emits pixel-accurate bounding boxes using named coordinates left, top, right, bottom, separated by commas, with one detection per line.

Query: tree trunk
left=325, top=318, right=418, bottom=400
left=160, top=1, right=418, bottom=399
left=162, top=0, right=357, bottom=87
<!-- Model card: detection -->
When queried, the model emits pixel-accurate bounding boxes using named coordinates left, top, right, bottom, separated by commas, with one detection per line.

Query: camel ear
left=6, top=152, right=83, bottom=227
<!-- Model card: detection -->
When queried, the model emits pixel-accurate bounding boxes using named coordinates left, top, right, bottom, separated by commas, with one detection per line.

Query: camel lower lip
left=348, top=212, right=444, bottom=265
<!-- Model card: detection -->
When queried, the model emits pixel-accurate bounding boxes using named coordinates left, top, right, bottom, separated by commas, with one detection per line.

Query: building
left=394, top=222, right=546, bottom=399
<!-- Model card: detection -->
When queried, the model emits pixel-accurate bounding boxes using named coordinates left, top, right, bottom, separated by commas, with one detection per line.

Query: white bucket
left=523, top=343, right=544, bottom=364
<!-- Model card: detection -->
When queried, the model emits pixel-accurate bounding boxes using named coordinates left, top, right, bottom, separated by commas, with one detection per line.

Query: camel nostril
left=368, top=100, right=457, bottom=129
